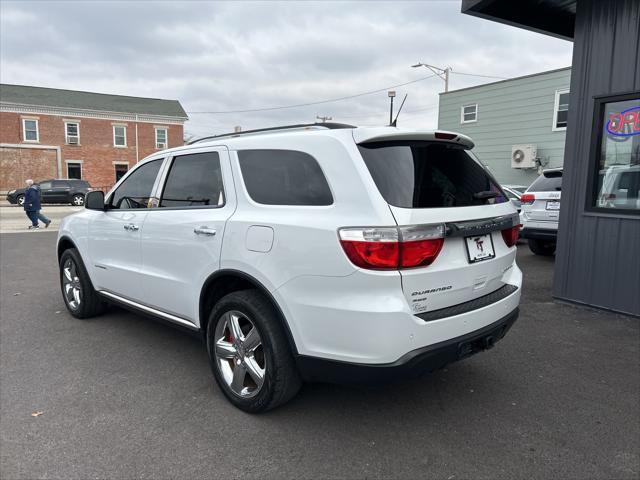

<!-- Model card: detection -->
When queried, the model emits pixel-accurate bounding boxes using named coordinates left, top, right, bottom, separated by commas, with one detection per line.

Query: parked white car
left=520, top=168, right=562, bottom=255
left=598, top=164, right=640, bottom=210
left=57, top=124, right=522, bottom=412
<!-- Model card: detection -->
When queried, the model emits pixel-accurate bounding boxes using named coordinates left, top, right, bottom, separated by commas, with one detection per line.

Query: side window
left=52, top=180, right=69, bottom=189
left=155, top=128, right=168, bottom=149
left=159, top=151, right=224, bottom=208
left=109, top=159, right=162, bottom=209
left=39, top=181, right=52, bottom=190
left=553, top=89, right=570, bottom=130
left=237, top=150, right=333, bottom=206
left=65, top=122, right=80, bottom=144
left=113, top=125, right=127, bottom=147
left=461, top=104, right=478, bottom=123
left=23, top=119, right=39, bottom=141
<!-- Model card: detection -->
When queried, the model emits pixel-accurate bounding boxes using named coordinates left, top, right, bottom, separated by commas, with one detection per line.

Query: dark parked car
left=6, top=179, right=93, bottom=207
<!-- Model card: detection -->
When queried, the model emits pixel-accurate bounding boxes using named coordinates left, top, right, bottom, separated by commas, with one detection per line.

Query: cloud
left=0, top=0, right=573, bottom=137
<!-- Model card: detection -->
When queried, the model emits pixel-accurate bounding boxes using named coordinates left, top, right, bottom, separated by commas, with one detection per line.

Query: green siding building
left=437, top=67, right=571, bottom=186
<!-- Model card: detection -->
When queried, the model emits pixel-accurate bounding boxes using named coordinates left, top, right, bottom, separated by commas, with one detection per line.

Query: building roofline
left=440, top=66, right=571, bottom=95
left=0, top=101, right=188, bottom=124
left=0, top=83, right=181, bottom=105
left=461, top=0, right=575, bottom=41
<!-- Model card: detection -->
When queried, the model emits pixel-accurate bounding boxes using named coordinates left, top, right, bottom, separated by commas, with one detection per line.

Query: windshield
left=358, top=141, right=508, bottom=208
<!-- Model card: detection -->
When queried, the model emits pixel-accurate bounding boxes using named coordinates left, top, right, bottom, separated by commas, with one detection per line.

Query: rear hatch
left=521, top=170, right=562, bottom=224
left=356, top=134, right=519, bottom=315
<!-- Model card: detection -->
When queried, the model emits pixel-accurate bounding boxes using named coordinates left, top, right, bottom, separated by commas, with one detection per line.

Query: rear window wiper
left=473, top=191, right=500, bottom=200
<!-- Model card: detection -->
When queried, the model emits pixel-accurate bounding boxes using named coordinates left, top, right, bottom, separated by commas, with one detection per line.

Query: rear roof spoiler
left=352, top=127, right=474, bottom=149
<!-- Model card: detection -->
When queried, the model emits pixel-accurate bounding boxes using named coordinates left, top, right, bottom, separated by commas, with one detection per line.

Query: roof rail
left=187, top=122, right=356, bottom=145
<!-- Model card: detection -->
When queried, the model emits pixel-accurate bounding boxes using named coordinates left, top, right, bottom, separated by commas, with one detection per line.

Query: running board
left=98, top=291, right=199, bottom=331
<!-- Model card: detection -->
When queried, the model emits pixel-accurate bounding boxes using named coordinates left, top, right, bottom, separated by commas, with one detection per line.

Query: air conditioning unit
left=156, top=143, right=166, bottom=149
left=511, top=144, right=537, bottom=169
left=67, top=136, right=79, bottom=145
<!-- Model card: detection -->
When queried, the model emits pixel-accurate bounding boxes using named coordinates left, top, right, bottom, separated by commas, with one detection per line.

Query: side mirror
left=85, top=191, right=106, bottom=210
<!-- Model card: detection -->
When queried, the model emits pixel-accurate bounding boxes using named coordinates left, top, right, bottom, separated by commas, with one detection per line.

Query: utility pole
left=316, top=115, right=332, bottom=123
left=388, top=91, right=396, bottom=126
left=411, top=62, right=451, bottom=92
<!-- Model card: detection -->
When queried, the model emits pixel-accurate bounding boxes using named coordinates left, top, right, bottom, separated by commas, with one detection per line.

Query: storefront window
left=591, top=94, right=640, bottom=214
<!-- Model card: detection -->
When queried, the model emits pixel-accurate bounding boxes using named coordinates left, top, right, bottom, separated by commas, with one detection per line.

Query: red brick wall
left=0, top=146, right=58, bottom=192
left=0, top=111, right=184, bottom=191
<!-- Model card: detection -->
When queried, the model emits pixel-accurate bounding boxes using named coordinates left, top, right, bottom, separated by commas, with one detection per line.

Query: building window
left=589, top=92, right=640, bottom=215
left=65, top=122, right=80, bottom=144
left=22, top=119, right=39, bottom=142
left=114, top=163, right=129, bottom=182
left=553, top=89, right=570, bottom=131
left=113, top=125, right=127, bottom=147
left=155, top=128, right=168, bottom=149
left=461, top=104, right=477, bottom=123
left=66, top=161, right=82, bottom=179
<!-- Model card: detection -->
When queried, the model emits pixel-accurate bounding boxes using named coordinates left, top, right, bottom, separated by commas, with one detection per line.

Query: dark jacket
left=23, top=185, right=41, bottom=212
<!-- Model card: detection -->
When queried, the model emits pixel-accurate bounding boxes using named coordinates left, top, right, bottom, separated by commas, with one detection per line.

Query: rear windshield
left=358, top=141, right=507, bottom=208
left=528, top=171, right=563, bottom=192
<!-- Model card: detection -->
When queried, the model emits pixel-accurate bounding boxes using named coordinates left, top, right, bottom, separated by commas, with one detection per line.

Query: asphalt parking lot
left=1, top=232, right=638, bottom=479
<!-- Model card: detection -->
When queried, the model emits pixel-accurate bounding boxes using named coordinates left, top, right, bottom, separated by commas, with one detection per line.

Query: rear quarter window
left=237, top=149, right=333, bottom=206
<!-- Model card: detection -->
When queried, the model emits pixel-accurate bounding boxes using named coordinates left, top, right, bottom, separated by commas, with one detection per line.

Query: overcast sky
left=0, top=1, right=573, bottom=138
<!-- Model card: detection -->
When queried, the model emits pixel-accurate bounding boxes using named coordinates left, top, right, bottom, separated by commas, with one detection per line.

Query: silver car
left=519, top=169, right=562, bottom=256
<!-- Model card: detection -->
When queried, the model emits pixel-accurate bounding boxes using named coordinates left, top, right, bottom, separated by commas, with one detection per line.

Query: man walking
left=23, top=179, right=51, bottom=229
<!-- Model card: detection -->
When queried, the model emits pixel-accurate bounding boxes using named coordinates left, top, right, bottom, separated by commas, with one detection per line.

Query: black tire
left=59, top=248, right=106, bottom=318
left=206, top=290, right=301, bottom=413
left=528, top=239, right=556, bottom=256
left=71, top=194, right=85, bottom=206
left=16, top=194, right=24, bottom=207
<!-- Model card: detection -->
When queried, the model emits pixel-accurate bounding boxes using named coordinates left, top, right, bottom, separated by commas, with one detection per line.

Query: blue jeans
left=26, top=210, right=50, bottom=227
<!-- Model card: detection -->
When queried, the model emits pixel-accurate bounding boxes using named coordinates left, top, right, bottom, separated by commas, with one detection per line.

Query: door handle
left=194, top=226, right=216, bottom=236
left=124, top=223, right=139, bottom=231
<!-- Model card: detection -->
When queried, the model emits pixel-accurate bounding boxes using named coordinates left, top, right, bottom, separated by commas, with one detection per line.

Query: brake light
left=520, top=193, right=535, bottom=204
left=434, top=131, right=457, bottom=140
left=339, top=224, right=445, bottom=270
left=501, top=225, right=520, bottom=248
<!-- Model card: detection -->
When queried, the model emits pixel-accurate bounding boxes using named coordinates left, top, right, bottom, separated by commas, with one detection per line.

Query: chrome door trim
left=98, top=290, right=199, bottom=330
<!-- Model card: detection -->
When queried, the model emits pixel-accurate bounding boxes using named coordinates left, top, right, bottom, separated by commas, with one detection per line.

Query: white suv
left=57, top=125, right=522, bottom=412
left=520, top=168, right=562, bottom=256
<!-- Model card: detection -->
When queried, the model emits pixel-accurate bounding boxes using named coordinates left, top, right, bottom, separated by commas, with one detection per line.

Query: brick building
left=0, top=84, right=188, bottom=192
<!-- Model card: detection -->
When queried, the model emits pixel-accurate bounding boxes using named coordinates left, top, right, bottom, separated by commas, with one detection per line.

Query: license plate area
left=465, top=233, right=495, bottom=263
left=546, top=200, right=560, bottom=210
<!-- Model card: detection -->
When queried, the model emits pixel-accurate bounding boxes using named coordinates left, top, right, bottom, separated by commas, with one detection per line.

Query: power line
left=187, top=74, right=437, bottom=114
left=450, top=71, right=507, bottom=80
left=336, top=103, right=438, bottom=120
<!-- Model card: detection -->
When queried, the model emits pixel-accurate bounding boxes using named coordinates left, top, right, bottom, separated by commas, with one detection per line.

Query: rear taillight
left=339, top=224, right=445, bottom=270
left=520, top=193, right=535, bottom=204
left=501, top=225, right=520, bottom=248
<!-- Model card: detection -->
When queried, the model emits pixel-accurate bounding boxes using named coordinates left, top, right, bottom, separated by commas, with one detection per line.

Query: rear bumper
left=520, top=227, right=557, bottom=241
left=296, top=307, right=519, bottom=383
left=275, top=262, right=522, bottom=365
left=5, top=194, right=17, bottom=204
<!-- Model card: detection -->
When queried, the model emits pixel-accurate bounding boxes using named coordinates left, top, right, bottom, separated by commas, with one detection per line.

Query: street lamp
left=412, top=62, right=451, bottom=92
left=388, top=90, right=396, bottom=126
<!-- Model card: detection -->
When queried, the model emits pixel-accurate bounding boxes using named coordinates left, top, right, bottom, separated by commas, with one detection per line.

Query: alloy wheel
left=62, top=258, right=82, bottom=310
left=73, top=195, right=84, bottom=206
left=214, top=310, right=265, bottom=398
